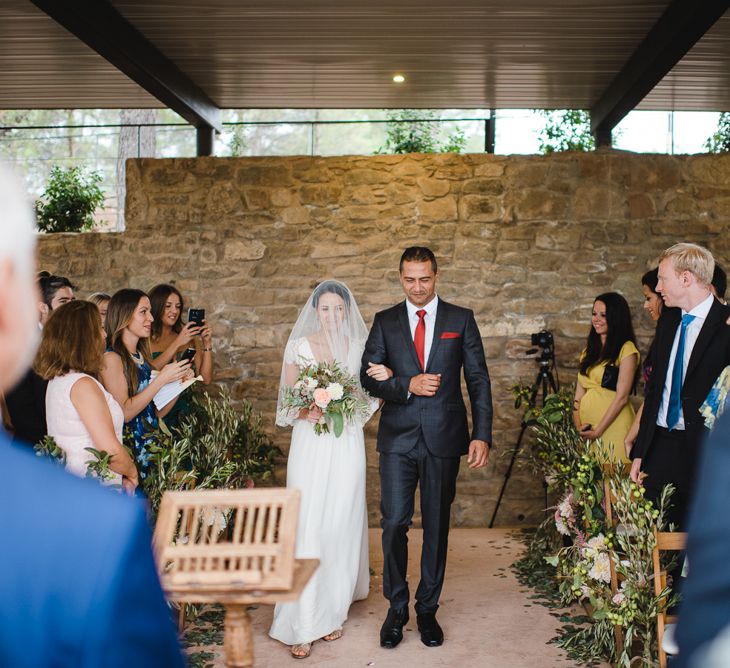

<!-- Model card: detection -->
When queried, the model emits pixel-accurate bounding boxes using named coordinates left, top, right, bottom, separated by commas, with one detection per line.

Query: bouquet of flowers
left=282, top=360, right=372, bottom=437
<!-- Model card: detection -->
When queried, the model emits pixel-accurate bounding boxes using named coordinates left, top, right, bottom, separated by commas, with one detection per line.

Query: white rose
left=588, top=552, right=612, bottom=584
left=304, top=377, right=318, bottom=390
left=325, top=382, right=344, bottom=401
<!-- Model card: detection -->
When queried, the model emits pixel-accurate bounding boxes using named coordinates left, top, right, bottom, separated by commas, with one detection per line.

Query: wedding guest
left=711, top=263, right=727, bottom=304
left=88, top=292, right=111, bottom=328
left=4, top=272, right=75, bottom=446
left=38, top=272, right=75, bottom=324
left=631, top=243, right=730, bottom=530
left=148, top=284, right=213, bottom=427
left=573, top=292, right=639, bottom=465
left=624, top=269, right=664, bottom=456
left=676, top=412, right=730, bottom=667
left=35, top=300, right=138, bottom=493
left=0, top=162, right=184, bottom=668
left=101, top=289, right=191, bottom=480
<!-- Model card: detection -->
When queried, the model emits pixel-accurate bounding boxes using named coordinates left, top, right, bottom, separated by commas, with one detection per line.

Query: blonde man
left=631, top=242, right=730, bottom=527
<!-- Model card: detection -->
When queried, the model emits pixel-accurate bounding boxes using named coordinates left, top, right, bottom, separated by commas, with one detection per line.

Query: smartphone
left=180, top=348, right=196, bottom=364
left=187, top=307, right=205, bottom=328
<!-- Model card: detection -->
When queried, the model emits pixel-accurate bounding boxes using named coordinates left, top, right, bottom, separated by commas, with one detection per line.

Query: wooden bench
left=153, top=488, right=318, bottom=668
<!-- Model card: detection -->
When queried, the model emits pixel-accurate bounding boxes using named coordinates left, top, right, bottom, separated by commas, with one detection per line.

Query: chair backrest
left=153, top=488, right=301, bottom=592
left=652, top=528, right=687, bottom=668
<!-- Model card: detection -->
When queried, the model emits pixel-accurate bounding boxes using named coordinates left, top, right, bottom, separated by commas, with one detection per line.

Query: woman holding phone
left=148, top=284, right=213, bottom=427
left=100, top=289, right=191, bottom=479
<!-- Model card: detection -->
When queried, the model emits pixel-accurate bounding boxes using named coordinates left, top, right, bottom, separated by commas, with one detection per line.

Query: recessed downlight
left=392, top=74, right=405, bottom=83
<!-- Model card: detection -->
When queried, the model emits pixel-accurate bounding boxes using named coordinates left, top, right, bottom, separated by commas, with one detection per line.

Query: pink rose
left=313, top=388, right=331, bottom=409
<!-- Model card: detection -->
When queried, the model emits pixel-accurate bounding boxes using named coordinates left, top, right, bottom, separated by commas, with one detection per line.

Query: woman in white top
left=35, top=300, right=138, bottom=493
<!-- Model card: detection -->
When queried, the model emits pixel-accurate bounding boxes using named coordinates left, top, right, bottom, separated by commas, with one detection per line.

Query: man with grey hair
left=631, top=242, right=730, bottom=525
left=0, top=165, right=184, bottom=667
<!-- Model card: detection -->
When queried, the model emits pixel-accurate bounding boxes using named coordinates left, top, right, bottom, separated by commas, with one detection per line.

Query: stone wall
left=37, top=151, right=730, bottom=527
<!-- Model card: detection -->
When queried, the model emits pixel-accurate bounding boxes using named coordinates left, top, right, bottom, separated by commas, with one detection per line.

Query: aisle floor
left=185, top=528, right=598, bottom=668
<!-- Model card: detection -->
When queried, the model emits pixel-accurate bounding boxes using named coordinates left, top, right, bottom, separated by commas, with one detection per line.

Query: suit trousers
left=643, top=426, right=704, bottom=530
left=379, top=434, right=460, bottom=614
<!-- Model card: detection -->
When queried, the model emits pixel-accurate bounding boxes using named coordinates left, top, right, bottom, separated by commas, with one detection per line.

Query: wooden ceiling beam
left=30, top=0, right=222, bottom=146
left=590, top=0, right=729, bottom=146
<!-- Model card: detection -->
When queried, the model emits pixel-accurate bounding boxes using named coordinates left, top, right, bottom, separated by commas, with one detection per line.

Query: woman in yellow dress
left=573, top=292, right=639, bottom=465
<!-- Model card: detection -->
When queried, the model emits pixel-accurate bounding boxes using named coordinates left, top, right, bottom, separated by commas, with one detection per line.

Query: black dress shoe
left=380, top=607, right=409, bottom=648
left=416, top=612, right=444, bottom=647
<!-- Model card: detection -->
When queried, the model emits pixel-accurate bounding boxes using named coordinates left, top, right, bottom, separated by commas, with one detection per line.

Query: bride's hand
left=367, top=362, right=393, bottom=381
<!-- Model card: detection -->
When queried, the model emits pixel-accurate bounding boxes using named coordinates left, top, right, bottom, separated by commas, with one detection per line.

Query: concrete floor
left=189, top=528, right=589, bottom=668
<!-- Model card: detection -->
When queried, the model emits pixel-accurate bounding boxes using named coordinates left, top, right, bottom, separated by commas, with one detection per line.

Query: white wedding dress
left=269, top=336, right=375, bottom=645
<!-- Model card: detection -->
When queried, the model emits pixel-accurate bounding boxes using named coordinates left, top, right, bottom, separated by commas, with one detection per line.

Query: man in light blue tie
left=631, top=243, right=730, bottom=529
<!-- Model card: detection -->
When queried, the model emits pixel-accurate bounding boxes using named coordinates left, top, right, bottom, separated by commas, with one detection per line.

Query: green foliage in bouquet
left=84, top=447, right=121, bottom=487
left=34, top=434, right=67, bottom=466
left=142, top=390, right=281, bottom=518
left=282, top=360, right=372, bottom=437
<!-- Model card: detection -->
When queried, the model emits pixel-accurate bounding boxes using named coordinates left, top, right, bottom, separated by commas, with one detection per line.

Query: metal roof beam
left=30, top=0, right=222, bottom=138
left=590, top=0, right=728, bottom=146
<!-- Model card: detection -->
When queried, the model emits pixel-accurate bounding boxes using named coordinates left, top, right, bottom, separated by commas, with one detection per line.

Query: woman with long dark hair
left=573, top=292, right=639, bottom=464
left=624, top=269, right=663, bottom=457
left=148, top=284, right=213, bottom=427
left=100, top=289, right=190, bottom=479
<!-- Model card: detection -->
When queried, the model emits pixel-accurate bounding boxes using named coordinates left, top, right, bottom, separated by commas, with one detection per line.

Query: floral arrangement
left=282, top=360, right=372, bottom=437
left=511, top=384, right=676, bottom=666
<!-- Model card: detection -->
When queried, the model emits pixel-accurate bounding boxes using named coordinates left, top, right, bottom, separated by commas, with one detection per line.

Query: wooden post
left=224, top=604, right=254, bottom=668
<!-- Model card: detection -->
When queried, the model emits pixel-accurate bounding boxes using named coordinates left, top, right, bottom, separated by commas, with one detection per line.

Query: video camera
left=527, top=329, right=555, bottom=364
left=530, top=329, right=554, bottom=351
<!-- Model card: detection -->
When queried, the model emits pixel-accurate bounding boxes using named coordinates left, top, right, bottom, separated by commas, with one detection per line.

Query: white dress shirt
left=406, top=295, right=439, bottom=369
left=657, top=292, right=715, bottom=429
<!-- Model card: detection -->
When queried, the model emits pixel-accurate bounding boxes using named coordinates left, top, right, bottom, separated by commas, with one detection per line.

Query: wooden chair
left=652, top=529, right=687, bottom=668
left=153, top=488, right=318, bottom=668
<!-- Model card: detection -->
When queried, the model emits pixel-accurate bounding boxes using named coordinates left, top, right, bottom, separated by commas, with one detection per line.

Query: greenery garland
left=511, top=384, right=677, bottom=666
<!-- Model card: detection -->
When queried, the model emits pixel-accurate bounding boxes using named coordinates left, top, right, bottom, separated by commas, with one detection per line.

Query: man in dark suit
left=631, top=242, right=730, bottom=528
left=0, top=164, right=184, bottom=667
left=4, top=272, right=75, bottom=446
left=675, top=413, right=730, bottom=667
left=361, top=246, right=492, bottom=649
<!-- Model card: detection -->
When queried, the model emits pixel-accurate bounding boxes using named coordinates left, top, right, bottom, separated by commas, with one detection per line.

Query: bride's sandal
left=291, top=643, right=312, bottom=659
left=323, top=629, right=343, bottom=642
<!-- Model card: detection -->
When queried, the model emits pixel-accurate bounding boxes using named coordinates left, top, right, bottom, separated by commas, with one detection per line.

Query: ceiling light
left=392, top=74, right=405, bottom=83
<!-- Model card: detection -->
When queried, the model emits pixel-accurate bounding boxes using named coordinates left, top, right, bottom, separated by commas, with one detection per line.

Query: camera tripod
left=488, top=349, right=559, bottom=528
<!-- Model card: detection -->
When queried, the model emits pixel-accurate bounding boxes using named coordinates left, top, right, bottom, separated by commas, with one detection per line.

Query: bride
left=270, top=280, right=390, bottom=659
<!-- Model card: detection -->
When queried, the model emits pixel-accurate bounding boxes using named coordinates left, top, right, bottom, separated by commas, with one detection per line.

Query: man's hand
left=467, top=440, right=489, bottom=468
left=630, top=458, right=643, bottom=484
left=408, top=373, right=441, bottom=397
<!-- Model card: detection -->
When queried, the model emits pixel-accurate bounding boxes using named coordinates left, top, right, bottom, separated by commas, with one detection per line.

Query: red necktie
left=414, top=309, right=427, bottom=371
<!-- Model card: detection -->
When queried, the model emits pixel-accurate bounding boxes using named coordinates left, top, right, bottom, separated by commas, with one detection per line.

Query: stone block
left=459, top=195, right=502, bottom=222
left=418, top=196, right=458, bottom=222
left=416, top=177, right=450, bottom=198
left=223, top=239, right=267, bottom=261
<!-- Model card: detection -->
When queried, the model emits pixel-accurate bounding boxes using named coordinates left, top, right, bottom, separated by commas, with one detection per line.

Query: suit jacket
left=4, top=369, right=47, bottom=446
left=676, top=413, right=730, bottom=666
left=361, top=299, right=492, bottom=457
left=633, top=297, right=730, bottom=463
left=0, top=433, right=185, bottom=668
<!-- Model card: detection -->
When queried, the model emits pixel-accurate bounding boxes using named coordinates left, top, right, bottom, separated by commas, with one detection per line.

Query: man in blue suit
left=675, top=411, right=730, bottom=667
left=0, top=164, right=184, bottom=668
